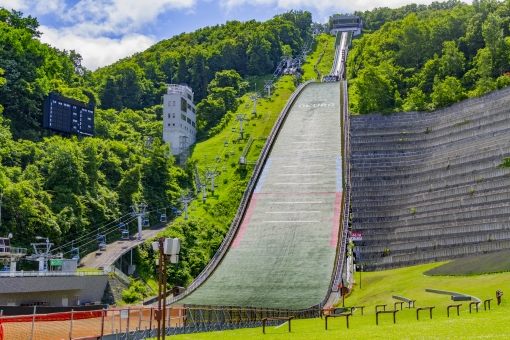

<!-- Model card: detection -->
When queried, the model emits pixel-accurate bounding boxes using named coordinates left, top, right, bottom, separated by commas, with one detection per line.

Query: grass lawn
left=161, top=262, right=510, bottom=339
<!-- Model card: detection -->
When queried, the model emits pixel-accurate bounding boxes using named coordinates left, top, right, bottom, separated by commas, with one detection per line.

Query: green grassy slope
left=301, top=34, right=336, bottom=81
left=167, top=262, right=510, bottom=339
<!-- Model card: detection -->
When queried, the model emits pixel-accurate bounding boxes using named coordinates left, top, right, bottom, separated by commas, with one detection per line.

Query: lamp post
left=358, top=264, right=363, bottom=289
left=152, top=237, right=181, bottom=340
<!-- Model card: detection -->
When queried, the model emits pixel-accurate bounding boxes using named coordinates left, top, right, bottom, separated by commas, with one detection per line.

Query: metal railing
left=166, top=80, right=315, bottom=306
left=109, top=266, right=131, bottom=285
left=0, top=270, right=108, bottom=278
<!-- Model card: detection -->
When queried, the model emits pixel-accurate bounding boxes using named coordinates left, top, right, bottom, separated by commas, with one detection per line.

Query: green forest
left=349, top=0, right=510, bottom=113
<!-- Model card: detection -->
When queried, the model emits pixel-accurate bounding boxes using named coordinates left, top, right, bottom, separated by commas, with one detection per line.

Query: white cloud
left=62, top=0, right=195, bottom=36
left=40, top=25, right=156, bottom=70
left=0, top=0, right=66, bottom=14
left=3, top=0, right=200, bottom=70
left=0, top=0, right=27, bottom=10
left=220, top=0, right=462, bottom=15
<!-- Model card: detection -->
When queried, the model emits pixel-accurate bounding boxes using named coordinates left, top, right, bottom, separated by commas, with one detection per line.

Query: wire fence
left=0, top=304, right=319, bottom=340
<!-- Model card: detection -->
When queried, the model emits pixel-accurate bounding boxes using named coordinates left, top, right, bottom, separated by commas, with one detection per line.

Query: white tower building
left=162, top=84, right=197, bottom=156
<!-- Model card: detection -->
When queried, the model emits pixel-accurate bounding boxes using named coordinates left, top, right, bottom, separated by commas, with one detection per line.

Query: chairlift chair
left=97, top=235, right=106, bottom=251
left=71, top=247, right=80, bottom=261
left=160, top=214, right=167, bottom=222
left=121, top=230, right=129, bottom=240
left=118, top=222, right=126, bottom=230
left=224, top=141, right=229, bottom=147
left=143, top=218, right=150, bottom=227
left=232, top=127, right=236, bottom=132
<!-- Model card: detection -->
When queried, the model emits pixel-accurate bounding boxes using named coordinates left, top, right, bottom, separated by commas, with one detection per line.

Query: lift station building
left=162, top=84, right=197, bottom=156
left=330, top=15, right=363, bottom=36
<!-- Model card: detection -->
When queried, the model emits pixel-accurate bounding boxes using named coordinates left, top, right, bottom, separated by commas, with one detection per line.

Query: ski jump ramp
left=178, top=82, right=345, bottom=310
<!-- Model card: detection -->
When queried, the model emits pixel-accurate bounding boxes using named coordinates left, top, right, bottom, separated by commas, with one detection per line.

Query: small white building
left=162, top=84, right=197, bottom=156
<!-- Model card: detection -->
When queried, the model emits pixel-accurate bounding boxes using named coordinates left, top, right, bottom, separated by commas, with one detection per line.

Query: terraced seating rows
left=350, top=87, right=510, bottom=270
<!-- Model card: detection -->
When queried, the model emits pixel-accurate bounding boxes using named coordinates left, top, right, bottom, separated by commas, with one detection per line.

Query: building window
left=168, top=123, right=171, bottom=126
left=192, top=107, right=196, bottom=114
left=187, top=117, right=191, bottom=124
left=187, top=93, right=192, bottom=100
left=173, top=123, right=175, bottom=126
left=168, top=101, right=171, bottom=107
left=168, top=114, right=171, bottom=118
left=181, top=97, right=187, bottom=112
left=192, top=121, right=195, bottom=127
left=173, top=113, right=175, bottom=118
left=173, top=101, right=176, bottom=106
left=181, top=114, right=186, bottom=121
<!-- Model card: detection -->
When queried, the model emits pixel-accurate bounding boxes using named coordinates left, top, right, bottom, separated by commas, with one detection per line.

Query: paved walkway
left=80, top=224, right=168, bottom=269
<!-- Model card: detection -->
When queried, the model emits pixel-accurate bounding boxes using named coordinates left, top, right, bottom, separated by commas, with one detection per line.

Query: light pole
left=359, top=264, right=363, bottom=289
left=152, top=237, right=181, bottom=340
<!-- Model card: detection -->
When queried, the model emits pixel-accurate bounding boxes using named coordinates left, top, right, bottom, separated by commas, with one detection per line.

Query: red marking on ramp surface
left=232, top=194, right=259, bottom=248
left=330, top=192, right=343, bottom=247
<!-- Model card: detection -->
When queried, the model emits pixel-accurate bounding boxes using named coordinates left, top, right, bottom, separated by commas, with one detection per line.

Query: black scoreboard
left=43, top=93, right=95, bottom=136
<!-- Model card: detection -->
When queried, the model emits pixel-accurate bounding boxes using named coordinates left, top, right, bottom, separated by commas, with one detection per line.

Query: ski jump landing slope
left=181, top=82, right=343, bottom=310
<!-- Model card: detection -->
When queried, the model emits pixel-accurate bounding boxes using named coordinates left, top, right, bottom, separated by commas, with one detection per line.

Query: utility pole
left=205, top=167, right=220, bottom=195
left=131, top=203, right=148, bottom=239
left=249, top=93, right=257, bottom=115
left=236, top=114, right=247, bottom=140
left=264, top=80, right=273, bottom=99
left=178, top=191, right=192, bottom=220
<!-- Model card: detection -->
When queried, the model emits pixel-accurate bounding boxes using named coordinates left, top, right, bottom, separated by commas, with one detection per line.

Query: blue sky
left=0, top=0, right=444, bottom=70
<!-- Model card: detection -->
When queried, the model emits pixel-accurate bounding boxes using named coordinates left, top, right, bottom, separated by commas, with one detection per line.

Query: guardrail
left=0, top=270, right=108, bottom=278
left=165, top=80, right=315, bottom=306
left=318, top=43, right=352, bottom=309
left=109, top=266, right=131, bottom=285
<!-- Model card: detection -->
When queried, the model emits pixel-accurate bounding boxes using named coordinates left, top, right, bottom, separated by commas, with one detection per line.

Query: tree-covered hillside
left=348, top=0, right=510, bottom=114
left=87, top=11, right=312, bottom=111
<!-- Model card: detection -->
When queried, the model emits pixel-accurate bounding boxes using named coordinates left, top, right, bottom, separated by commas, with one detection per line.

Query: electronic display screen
left=43, top=93, right=95, bottom=136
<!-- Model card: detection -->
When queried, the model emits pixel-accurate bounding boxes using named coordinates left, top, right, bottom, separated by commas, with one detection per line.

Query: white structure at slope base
left=162, top=84, right=197, bottom=156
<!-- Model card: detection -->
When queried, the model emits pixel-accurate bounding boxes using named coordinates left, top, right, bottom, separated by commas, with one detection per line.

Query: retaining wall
left=350, top=88, right=510, bottom=270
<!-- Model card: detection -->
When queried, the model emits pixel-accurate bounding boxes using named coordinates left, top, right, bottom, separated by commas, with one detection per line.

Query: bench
left=392, top=295, right=416, bottom=308
left=447, top=304, right=462, bottom=317
left=394, top=301, right=404, bottom=310
left=416, top=306, right=434, bottom=320
left=484, top=298, right=493, bottom=310
left=469, top=301, right=479, bottom=313
left=350, top=306, right=365, bottom=315
left=375, top=304, right=386, bottom=312
left=321, top=307, right=348, bottom=319
left=375, top=310, right=398, bottom=325
left=262, top=316, right=293, bottom=334
left=325, top=312, right=352, bottom=329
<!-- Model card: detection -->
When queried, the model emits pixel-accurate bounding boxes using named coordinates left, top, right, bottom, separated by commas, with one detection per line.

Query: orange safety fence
left=0, top=306, right=185, bottom=340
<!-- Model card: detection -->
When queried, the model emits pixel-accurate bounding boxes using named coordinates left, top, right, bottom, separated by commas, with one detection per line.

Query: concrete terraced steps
left=350, top=87, right=510, bottom=270
left=179, top=82, right=344, bottom=309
